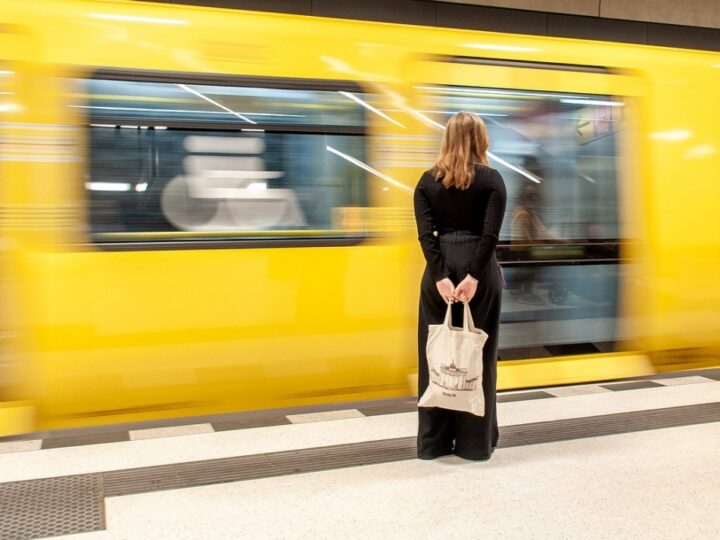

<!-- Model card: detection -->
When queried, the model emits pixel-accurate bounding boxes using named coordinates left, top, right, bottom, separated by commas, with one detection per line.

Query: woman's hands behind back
left=454, top=274, right=478, bottom=303
left=435, top=278, right=455, bottom=304
left=436, top=275, right=479, bottom=304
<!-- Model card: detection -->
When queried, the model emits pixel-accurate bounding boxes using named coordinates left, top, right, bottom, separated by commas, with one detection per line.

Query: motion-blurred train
left=0, top=0, right=718, bottom=435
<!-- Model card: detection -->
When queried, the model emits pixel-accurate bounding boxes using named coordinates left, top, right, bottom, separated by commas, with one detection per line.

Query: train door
left=407, top=54, right=649, bottom=386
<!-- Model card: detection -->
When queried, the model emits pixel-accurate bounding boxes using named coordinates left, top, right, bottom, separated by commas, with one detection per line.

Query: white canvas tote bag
left=418, top=302, right=488, bottom=416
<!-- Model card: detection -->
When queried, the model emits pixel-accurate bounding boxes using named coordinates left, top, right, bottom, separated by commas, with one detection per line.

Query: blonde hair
left=433, top=112, right=490, bottom=190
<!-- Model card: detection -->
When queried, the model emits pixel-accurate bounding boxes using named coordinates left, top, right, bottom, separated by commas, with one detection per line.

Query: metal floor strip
left=103, top=401, right=720, bottom=497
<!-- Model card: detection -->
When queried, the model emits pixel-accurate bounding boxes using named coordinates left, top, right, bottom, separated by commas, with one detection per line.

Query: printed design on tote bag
left=430, top=360, right=479, bottom=392
left=418, top=302, right=487, bottom=416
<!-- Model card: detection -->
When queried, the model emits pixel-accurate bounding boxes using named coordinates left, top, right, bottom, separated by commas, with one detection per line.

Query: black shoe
left=454, top=447, right=494, bottom=461
left=417, top=449, right=453, bottom=460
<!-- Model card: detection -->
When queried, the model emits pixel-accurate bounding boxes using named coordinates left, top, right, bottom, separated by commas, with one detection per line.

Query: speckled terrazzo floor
left=58, top=421, right=720, bottom=540
left=2, top=374, right=719, bottom=539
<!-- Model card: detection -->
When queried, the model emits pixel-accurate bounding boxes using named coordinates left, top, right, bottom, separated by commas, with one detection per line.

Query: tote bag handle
left=442, top=302, right=479, bottom=333
left=463, top=302, right=477, bottom=332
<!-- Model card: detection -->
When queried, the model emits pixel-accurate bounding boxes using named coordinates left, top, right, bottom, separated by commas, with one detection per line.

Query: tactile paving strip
left=0, top=474, right=104, bottom=540
left=103, top=438, right=416, bottom=497
left=103, top=401, right=720, bottom=497
left=498, top=401, right=720, bottom=447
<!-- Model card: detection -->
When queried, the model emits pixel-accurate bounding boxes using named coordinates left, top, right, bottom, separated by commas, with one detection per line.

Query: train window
left=77, top=75, right=368, bottom=247
left=421, top=84, right=624, bottom=354
left=420, top=84, right=622, bottom=243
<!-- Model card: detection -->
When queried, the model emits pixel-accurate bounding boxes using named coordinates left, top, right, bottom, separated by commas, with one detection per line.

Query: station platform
left=1, top=369, right=719, bottom=539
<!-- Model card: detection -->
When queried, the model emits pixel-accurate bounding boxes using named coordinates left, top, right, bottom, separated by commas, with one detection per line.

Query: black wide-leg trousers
left=417, top=232, right=502, bottom=460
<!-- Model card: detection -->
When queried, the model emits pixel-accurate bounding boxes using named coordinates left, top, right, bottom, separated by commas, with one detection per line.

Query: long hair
left=433, top=112, right=490, bottom=190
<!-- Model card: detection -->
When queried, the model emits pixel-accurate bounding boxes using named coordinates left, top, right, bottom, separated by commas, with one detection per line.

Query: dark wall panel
left=437, top=3, right=548, bottom=34
left=548, top=14, right=647, bottom=45
left=137, top=1, right=720, bottom=52
left=646, top=23, right=720, bottom=51
left=312, top=0, right=437, bottom=26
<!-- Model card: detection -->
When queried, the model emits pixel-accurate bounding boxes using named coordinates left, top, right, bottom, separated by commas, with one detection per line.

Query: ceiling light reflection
left=685, top=144, right=716, bottom=159
left=90, top=13, right=187, bottom=25
left=560, top=99, right=623, bottom=107
left=487, top=152, right=542, bottom=183
left=320, top=56, right=351, bottom=74
left=177, top=84, right=256, bottom=124
left=326, top=146, right=413, bottom=194
left=338, top=91, right=405, bottom=128
left=406, top=108, right=446, bottom=130
left=86, top=182, right=132, bottom=192
left=0, top=103, right=22, bottom=113
left=651, top=130, right=692, bottom=142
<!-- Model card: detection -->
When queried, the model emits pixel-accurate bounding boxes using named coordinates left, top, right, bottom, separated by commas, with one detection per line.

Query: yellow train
left=1, top=0, right=718, bottom=435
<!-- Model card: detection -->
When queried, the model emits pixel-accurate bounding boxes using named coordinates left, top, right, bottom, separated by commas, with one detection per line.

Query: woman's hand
left=436, top=278, right=456, bottom=304
left=454, top=274, right=478, bottom=303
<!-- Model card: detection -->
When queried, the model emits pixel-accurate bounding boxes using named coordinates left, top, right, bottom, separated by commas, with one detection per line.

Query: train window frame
left=79, top=68, right=370, bottom=251
left=411, top=66, right=631, bottom=353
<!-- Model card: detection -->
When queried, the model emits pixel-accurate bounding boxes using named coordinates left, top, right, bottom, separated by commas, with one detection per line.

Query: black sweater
left=413, top=165, right=507, bottom=281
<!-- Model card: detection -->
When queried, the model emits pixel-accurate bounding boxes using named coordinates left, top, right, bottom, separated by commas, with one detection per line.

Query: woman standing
left=413, top=112, right=507, bottom=461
